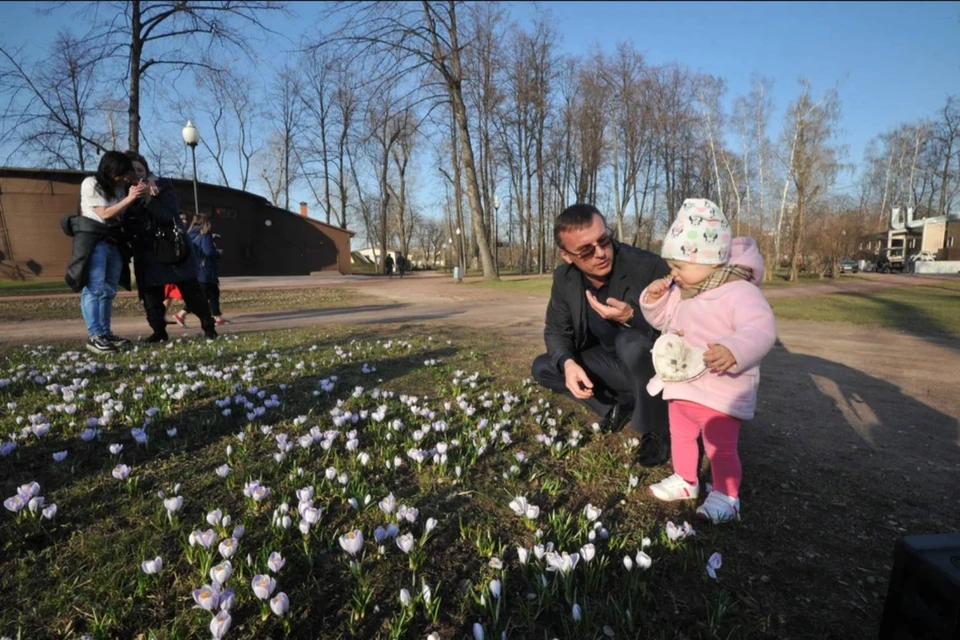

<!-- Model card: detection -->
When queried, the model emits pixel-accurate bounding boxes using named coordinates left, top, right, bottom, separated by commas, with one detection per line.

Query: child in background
left=640, top=198, right=777, bottom=524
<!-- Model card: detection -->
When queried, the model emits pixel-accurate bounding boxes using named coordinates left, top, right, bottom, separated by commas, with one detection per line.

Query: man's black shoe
left=204, top=329, right=218, bottom=341
left=600, top=402, right=632, bottom=433
left=143, top=331, right=168, bottom=343
left=637, top=432, right=670, bottom=467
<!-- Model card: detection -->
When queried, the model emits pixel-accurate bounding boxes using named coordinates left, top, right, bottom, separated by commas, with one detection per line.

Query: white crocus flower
left=489, top=579, right=501, bottom=599
left=580, top=543, right=596, bottom=563
left=192, top=583, right=221, bottom=611
left=209, top=610, right=231, bottom=639
left=636, top=551, right=652, bottom=571
left=706, top=552, right=722, bottom=579
left=218, top=538, right=238, bottom=559
left=339, top=529, right=364, bottom=556
left=269, top=592, right=289, bottom=617
left=252, top=574, right=276, bottom=600
left=42, top=503, right=57, bottom=519
left=163, top=496, right=183, bottom=515
left=399, top=588, right=412, bottom=607
left=210, top=561, right=233, bottom=586
left=583, top=504, right=601, bottom=522
left=623, top=555, right=634, bottom=572
left=267, top=552, right=285, bottom=573
left=545, top=551, right=579, bottom=574
left=396, top=533, right=415, bottom=554
left=27, top=496, right=44, bottom=513
left=517, top=546, right=530, bottom=565
left=572, top=603, right=582, bottom=622
left=141, top=556, right=163, bottom=575
left=207, top=509, right=223, bottom=526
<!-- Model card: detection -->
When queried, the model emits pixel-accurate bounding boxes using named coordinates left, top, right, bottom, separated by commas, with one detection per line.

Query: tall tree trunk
left=128, top=0, right=142, bottom=152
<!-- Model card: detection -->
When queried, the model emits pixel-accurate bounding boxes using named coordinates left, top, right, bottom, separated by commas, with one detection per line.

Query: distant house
left=0, top=167, right=354, bottom=280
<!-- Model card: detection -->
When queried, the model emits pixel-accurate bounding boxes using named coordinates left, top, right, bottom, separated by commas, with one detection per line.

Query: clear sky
left=2, top=1, right=959, bottom=206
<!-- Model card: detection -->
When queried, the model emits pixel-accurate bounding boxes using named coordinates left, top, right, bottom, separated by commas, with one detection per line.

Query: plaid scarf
left=680, top=264, right=754, bottom=299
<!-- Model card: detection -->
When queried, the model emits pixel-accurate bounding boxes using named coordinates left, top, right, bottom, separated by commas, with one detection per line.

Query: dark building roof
left=0, top=166, right=353, bottom=236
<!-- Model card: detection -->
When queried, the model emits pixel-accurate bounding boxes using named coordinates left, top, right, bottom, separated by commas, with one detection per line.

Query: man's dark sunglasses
left=564, top=231, right=614, bottom=261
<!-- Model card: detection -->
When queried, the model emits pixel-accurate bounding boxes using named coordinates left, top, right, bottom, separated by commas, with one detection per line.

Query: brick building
left=0, top=167, right=352, bottom=281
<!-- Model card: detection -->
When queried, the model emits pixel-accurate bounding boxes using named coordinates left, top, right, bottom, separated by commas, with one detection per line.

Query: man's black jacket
left=60, top=215, right=132, bottom=293
left=543, top=241, right=671, bottom=370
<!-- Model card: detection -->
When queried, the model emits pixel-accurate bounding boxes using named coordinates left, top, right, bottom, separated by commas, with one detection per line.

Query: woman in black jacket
left=121, top=151, right=217, bottom=342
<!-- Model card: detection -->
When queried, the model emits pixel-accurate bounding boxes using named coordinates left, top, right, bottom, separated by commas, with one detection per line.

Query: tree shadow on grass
left=721, top=339, right=960, bottom=638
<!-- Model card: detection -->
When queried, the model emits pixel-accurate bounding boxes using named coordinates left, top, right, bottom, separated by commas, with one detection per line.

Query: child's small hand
left=645, top=276, right=673, bottom=302
left=704, top=343, right=736, bottom=373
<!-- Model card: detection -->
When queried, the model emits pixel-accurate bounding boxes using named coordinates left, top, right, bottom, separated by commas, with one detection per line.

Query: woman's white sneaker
left=696, top=491, right=741, bottom=524
left=648, top=473, right=699, bottom=502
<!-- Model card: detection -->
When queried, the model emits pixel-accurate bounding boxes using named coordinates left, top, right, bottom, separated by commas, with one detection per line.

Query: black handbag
left=153, top=220, right=189, bottom=265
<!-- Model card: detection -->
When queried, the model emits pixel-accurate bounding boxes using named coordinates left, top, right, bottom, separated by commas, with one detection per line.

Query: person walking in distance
left=385, top=253, right=395, bottom=277
left=641, top=198, right=776, bottom=524
left=186, top=213, right=229, bottom=326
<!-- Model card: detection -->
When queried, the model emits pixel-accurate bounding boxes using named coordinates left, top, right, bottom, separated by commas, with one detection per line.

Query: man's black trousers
left=531, top=329, right=668, bottom=436
left=141, top=279, right=215, bottom=335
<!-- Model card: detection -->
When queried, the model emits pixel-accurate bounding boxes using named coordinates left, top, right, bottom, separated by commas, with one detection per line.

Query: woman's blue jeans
left=80, top=240, right=122, bottom=337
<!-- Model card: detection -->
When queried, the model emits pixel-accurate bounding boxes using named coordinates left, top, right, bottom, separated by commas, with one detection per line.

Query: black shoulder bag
left=153, top=219, right=190, bottom=265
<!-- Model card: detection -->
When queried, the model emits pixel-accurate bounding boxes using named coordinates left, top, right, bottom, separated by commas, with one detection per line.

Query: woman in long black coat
left=121, top=151, right=217, bottom=342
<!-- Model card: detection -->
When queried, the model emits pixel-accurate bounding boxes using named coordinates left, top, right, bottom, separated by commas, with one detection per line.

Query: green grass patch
left=761, top=270, right=867, bottom=286
left=469, top=276, right=554, bottom=295
left=770, top=280, right=960, bottom=336
left=0, top=287, right=366, bottom=322
left=0, top=280, right=73, bottom=297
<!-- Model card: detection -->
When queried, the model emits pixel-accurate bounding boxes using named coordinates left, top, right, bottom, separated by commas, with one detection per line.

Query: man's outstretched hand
left=585, top=291, right=634, bottom=325
left=563, top=360, right=594, bottom=399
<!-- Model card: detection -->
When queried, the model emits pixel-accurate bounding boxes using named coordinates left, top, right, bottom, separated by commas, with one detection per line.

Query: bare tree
left=57, top=0, right=287, bottom=152
left=182, top=67, right=259, bottom=189
left=387, top=105, right=418, bottom=257
left=367, top=91, right=405, bottom=273
left=332, top=63, right=359, bottom=229
left=317, top=1, right=498, bottom=279
left=299, top=51, right=336, bottom=224
left=934, top=96, right=959, bottom=216
left=0, top=33, right=108, bottom=169
left=781, top=80, right=842, bottom=281
left=264, top=65, right=302, bottom=211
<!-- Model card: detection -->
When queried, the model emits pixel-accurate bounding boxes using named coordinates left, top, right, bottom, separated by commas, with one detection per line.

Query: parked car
left=839, top=258, right=859, bottom=273
left=915, top=250, right=937, bottom=262
left=876, top=254, right=905, bottom=274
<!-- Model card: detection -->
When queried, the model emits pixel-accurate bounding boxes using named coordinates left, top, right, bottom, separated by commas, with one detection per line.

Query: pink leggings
left=669, top=400, right=742, bottom=498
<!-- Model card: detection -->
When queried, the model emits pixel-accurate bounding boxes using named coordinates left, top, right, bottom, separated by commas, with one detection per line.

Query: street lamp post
left=455, top=227, right=464, bottom=278
left=493, top=195, right=501, bottom=277
left=181, top=121, right=200, bottom=219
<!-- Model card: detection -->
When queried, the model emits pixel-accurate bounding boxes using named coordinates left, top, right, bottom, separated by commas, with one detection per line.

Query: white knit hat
left=661, top=198, right=732, bottom=265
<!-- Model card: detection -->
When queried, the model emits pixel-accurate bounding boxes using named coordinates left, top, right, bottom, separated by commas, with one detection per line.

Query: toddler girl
left=640, top=198, right=776, bottom=523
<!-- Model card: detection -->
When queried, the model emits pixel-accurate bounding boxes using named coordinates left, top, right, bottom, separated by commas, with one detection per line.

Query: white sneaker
left=648, top=473, right=699, bottom=502
left=696, top=491, right=741, bottom=524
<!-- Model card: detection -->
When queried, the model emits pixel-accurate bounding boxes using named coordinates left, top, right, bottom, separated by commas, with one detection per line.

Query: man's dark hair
left=554, top=203, right=605, bottom=248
